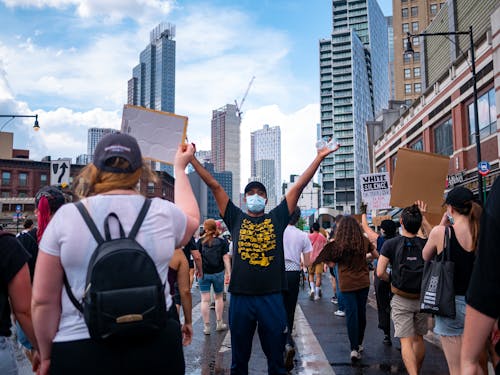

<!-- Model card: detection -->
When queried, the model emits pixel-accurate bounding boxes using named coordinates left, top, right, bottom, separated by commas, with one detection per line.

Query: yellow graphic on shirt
left=237, top=218, right=277, bottom=267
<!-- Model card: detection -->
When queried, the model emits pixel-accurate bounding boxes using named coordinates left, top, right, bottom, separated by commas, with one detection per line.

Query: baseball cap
left=244, top=181, right=267, bottom=196
left=444, top=186, right=474, bottom=209
left=93, top=133, right=142, bottom=173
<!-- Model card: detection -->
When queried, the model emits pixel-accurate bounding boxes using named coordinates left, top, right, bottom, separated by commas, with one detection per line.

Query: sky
left=0, top=0, right=392, bottom=189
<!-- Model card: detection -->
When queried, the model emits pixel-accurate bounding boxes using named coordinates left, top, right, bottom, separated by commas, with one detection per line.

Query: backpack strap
left=63, top=272, right=83, bottom=313
left=75, top=201, right=105, bottom=245
left=128, top=199, right=151, bottom=240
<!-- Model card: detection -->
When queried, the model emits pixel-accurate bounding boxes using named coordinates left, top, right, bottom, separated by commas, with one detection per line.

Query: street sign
left=478, top=161, right=491, bottom=176
left=15, top=204, right=21, bottom=213
left=50, top=159, right=71, bottom=186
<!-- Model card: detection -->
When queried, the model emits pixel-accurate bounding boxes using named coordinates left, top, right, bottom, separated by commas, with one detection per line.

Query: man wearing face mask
left=190, top=142, right=340, bottom=374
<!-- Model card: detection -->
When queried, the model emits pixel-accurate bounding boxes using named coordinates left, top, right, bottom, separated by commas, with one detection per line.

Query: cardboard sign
left=390, top=148, right=449, bottom=214
left=360, top=172, right=391, bottom=210
left=50, top=159, right=71, bottom=186
left=121, top=105, right=188, bottom=165
left=372, top=215, right=391, bottom=227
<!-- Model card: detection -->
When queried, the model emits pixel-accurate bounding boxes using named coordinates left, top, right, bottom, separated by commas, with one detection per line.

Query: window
left=391, top=156, right=398, bottom=173
left=147, top=182, right=155, bottom=193
left=404, top=68, right=411, bottom=79
left=40, top=174, right=47, bottom=186
left=413, top=67, right=421, bottom=77
left=403, top=23, right=409, bottom=33
left=413, top=36, right=419, bottom=46
left=412, top=21, right=419, bottom=32
left=1, top=191, right=9, bottom=198
left=414, top=83, right=422, bottom=93
left=1, top=171, right=11, bottom=185
left=402, top=8, right=409, bottom=18
left=430, top=3, right=438, bottom=15
left=19, top=173, right=28, bottom=187
left=18, top=192, right=27, bottom=198
left=404, top=54, right=411, bottom=64
left=405, top=84, right=412, bottom=94
left=378, top=164, right=387, bottom=173
left=411, top=138, right=424, bottom=151
left=468, top=87, right=497, bottom=144
left=411, top=6, right=418, bottom=16
left=413, top=52, right=420, bottom=63
left=434, top=118, right=453, bottom=156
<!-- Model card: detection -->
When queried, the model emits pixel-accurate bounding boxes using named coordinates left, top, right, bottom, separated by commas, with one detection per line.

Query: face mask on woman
left=246, top=194, right=266, bottom=213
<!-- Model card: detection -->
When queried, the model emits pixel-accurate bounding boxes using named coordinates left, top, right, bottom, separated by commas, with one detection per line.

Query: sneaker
left=383, top=334, right=392, bottom=346
left=210, top=302, right=216, bottom=309
left=314, top=294, right=320, bottom=301
left=330, top=296, right=338, bottom=304
left=284, top=344, right=295, bottom=371
left=350, top=350, right=361, bottom=361
left=318, top=289, right=322, bottom=298
left=216, top=321, right=228, bottom=332
left=309, top=290, right=314, bottom=301
left=358, top=345, right=364, bottom=353
left=334, top=310, right=346, bottom=317
left=203, top=323, right=211, bottom=335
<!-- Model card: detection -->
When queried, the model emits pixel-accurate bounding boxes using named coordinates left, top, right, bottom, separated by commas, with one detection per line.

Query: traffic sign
left=15, top=204, right=21, bottom=213
left=478, top=161, right=491, bottom=176
left=50, top=159, right=71, bottom=185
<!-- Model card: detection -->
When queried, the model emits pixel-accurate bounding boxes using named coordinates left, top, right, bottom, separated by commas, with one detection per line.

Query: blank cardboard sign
left=390, top=148, right=449, bottom=214
left=121, top=105, right=188, bottom=165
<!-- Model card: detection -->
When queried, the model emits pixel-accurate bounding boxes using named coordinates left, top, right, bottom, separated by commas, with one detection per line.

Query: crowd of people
left=0, top=131, right=499, bottom=375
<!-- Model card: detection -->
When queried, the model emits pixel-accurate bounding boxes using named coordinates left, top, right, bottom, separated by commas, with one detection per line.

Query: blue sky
left=0, top=0, right=392, bottom=186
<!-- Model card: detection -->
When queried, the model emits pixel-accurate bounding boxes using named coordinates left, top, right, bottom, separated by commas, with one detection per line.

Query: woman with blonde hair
left=198, top=219, right=231, bottom=335
left=32, top=133, right=200, bottom=375
left=422, top=186, right=486, bottom=375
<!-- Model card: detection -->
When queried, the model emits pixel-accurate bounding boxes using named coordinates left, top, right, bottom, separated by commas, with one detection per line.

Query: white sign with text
left=360, top=172, right=391, bottom=210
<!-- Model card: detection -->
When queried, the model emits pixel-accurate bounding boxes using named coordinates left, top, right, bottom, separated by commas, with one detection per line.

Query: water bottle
left=316, top=137, right=339, bottom=150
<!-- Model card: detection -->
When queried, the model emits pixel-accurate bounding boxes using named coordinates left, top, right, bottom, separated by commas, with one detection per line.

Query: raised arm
left=285, top=144, right=340, bottom=215
left=361, top=213, right=378, bottom=245
left=175, top=249, right=193, bottom=346
left=190, top=156, right=230, bottom=217
left=416, top=200, right=433, bottom=238
left=174, top=144, right=201, bottom=245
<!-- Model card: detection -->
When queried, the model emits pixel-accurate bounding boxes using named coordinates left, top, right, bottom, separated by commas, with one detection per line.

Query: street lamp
left=404, top=26, right=483, bottom=205
left=0, top=114, right=40, bottom=132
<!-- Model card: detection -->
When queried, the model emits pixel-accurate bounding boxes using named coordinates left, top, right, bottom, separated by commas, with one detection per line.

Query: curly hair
left=333, top=215, right=366, bottom=259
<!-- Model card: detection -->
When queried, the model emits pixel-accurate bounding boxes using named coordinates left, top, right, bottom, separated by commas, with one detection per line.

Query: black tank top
left=441, top=226, right=475, bottom=295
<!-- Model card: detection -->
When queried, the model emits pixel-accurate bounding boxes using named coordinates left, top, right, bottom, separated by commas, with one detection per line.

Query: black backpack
left=391, top=236, right=425, bottom=294
left=200, top=237, right=227, bottom=274
left=64, top=199, right=167, bottom=341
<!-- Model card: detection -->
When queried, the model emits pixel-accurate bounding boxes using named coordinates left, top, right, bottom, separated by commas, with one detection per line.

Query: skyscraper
left=87, top=127, right=118, bottom=160
left=250, top=124, right=281, bottom=210
left=211, top=104, right=240, bottom=204
left=128, top=23, right=176, bottom=113
left=386, top=16, right=395, bottom=101
left=319, top=0, right=389, bottom=213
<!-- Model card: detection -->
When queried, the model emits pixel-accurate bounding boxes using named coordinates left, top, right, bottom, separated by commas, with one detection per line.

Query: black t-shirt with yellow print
left=223, top=198, right=290, bottom=295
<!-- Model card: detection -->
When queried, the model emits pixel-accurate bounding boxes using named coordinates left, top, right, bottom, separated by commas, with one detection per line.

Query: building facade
left=128, top=23, right=176, bottom=113
left=374, top=3, right=499, bottom=200
left=392, top=0, right=444, bottom=103
left=319, top=0, right=389, bottom=213
left=211, top=104, right=240, bottom=204
left=250, top=124, right=281, bottom=210
left=387, top=16, right=395, bottom=101
left=87, top=127, right=119, bottom=161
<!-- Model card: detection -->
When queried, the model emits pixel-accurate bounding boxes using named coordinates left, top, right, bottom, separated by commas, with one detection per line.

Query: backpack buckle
left=116, top=314, right=143, bottom=323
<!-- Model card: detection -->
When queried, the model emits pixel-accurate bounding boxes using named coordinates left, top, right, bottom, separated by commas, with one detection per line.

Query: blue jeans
left=229, top=293, right=287, bottom=375
left=342, top=287, right=369, bottom=351
left=334, top=265, right=345, bottom=311
left=0, top=336, right=18, bottom=375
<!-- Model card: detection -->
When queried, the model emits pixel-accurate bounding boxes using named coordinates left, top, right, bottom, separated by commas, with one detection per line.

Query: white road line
left=294, top=305, right=336, bottom=375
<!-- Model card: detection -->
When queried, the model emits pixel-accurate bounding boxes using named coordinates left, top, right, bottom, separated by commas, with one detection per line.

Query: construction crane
left=235, top=76, right=255, bottom=118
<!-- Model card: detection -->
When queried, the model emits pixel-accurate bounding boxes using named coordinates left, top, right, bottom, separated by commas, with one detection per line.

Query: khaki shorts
left=308, top=263, right=323, bottom=275
left=391, top=294, right=429, bottom=338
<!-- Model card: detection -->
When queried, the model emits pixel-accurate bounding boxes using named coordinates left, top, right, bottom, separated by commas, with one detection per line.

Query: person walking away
left=315, top=215, right=378, bottom=361
left=190, top=141, right=340, bottom=374
left=308, top=222, right=327, bottom=301
left=461, top=175, right=500, bottom=374
left=32, top=134, right=200, bottom=375
left=168, top=248, right=193, bottom=346
left=0, top=229, right=40, bottom=374
left=198, top=219, right=231, bottom=335
left=376, top=205, right=428, bottom=375
left=361, top=209, right=398, bottom=346
left=282, top=207, right=312, bottom=370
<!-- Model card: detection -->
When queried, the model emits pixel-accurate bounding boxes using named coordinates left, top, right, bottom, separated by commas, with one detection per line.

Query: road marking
left=294, top=305, right=336, bottom=375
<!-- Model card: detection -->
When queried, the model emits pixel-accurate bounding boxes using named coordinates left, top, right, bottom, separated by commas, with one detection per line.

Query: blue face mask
left=246, top=194, right=266, bottom=213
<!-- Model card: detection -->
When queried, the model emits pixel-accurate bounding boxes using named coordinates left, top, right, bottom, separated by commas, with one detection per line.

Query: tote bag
left=420, top=226, right=456, bottom=318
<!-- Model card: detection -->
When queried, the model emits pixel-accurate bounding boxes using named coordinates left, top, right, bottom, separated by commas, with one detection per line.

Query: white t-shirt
left=40, top=195, right=187, bottom=342
left=283, top=225, right=312, bottom=270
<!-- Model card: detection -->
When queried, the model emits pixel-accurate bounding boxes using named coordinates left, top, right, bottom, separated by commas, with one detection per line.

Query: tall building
left=211, top=104, right=240, bottom=204
left=393, top=0, right=442, bottom=103
left=128, top=23, right=176, bottom=113
left=87, top=128, right=118, bottom=160
left=250, top=124, right=281, bottom=210
left=386, top=16, right=395, bottom=101
left=319, top=0, right=389, bottom=213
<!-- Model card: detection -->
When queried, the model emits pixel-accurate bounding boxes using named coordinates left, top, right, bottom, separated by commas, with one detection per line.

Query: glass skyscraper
left=128, top=23, right=176, bottom=113
left=319, top=0, right=389, bottom=213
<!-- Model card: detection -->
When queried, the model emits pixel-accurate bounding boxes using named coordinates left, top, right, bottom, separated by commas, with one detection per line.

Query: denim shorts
left=0, top=336, right=18, bottom=375
left=198, top=271, right=225, bottom=294
left=434, top=295, right=466, bottom=337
